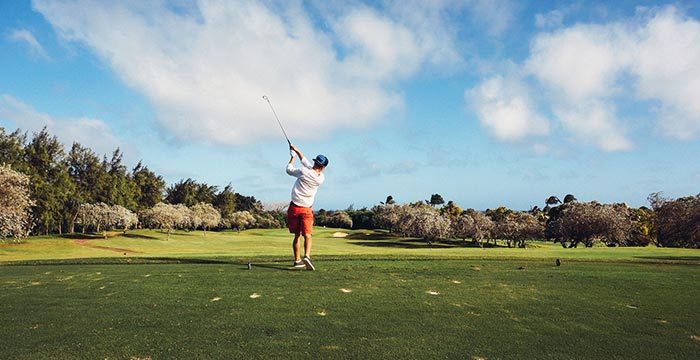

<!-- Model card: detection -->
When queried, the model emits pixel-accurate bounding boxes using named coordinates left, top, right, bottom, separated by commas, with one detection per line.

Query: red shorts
left=287, top=203, right=314, bottom=235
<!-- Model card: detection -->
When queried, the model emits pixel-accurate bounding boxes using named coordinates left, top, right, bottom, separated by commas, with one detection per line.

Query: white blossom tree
left=0, top=165, right=33, bottom=242
left=139, top=203, right=190, bottom=239
left=191, top=202, right=221, bottom=236
left=229, top=211, right=256, bottom=232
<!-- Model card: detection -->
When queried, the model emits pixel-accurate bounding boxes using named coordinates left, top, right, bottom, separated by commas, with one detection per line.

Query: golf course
left=1, top=228, right=698, bottom=359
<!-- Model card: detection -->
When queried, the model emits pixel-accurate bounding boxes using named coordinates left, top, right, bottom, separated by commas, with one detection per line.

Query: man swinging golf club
left=286, top=144, right=328, bottom=270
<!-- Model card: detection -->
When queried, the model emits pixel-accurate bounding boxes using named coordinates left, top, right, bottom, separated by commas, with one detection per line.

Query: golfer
left=286, top=144, right=328, bottom=270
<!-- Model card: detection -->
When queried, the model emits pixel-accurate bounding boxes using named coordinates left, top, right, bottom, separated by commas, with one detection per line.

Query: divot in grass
left=426, top=290, right=440, bottom=295
left=451, top=280, right=462, bottom=284
left=340, top=288, right=352, bottom=293
left=691, top=335, right=700, bottom=343
left=317, top=310, right=327, bottom=316
left=210, top=297, right=222, bottom=302
left=249, top=293, right=261, bottom=299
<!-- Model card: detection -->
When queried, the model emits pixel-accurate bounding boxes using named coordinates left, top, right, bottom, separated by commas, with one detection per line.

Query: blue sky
left=1, top=0, right=699, bottom=210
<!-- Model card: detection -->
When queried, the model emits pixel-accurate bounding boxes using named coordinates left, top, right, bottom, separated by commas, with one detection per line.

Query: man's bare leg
left=302, top=233, right=315, bottom=270
left=303, top=233, right=312, bottom=258
left=292, top=234, right=301, bottom=262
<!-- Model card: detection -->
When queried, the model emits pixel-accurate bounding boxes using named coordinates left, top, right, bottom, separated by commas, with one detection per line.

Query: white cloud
left=471, top=6, right=700, bottom=151
left=0, top=94, right=121, bottom=156
left=468, top=75, right=549, bottom=142
left=33, top=0, right=465, bottom=146
left=6, top=29, right=49, bottom=59
left=554, top=101, right=632, bottom=151
left=630, top=7, right=700, bottom=139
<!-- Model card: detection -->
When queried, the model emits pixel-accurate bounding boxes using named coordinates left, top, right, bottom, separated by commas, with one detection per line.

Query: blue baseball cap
left=313, top=154, right=329, bottom=167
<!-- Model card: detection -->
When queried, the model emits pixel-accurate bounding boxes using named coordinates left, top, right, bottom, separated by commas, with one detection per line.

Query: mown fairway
left=1, top=229, right=699, bottom=359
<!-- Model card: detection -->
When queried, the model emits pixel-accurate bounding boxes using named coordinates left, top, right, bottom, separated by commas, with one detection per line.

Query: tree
left=75, top=203, right=126, bottom=238
left=650, top=193, right=700, bottom=248
left=229, top=211, right=256, bottom=231
left=213, top=184, right=237, bottom=227
left=383, top=195, right=395, bottom=205
left=492, top=212, right=544, bottom=248
left=563, top=194, right=577, bottom=204
left=23, top=128, right=73, bottom=235
left=191, top=202, right=221, bottom=236
left=66, top=143, right=106, bottom=233
left=452, top=209, right=494, bottom=247
left=235, top=193, right=263, bottom=213
left=545, top=196, right=562, bottom=206
left=0, top=128, right=27, bottom=170
left=440, top=200, right=463, bottom=222
left=0, top=165, right=33, bottom=242
left=547, top=202, right=634, bottom=248
left=139, top=203, right=191, bottom=239
left=101, top=149, right=138, bottom=211
left=320, top=211, right=353, bottom=229
left=166, top=178, right=217, bottom=206
left=396, top=204, right=451, bottom=244
left=132, top=161, right=165, bottom=210
left=428, top=194, right=445, bottom=207
left=112, top=205, right=138, bottom=233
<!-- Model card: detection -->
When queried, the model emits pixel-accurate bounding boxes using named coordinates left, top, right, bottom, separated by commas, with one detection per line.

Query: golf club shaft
left=262, top=95, right=292, bottom=147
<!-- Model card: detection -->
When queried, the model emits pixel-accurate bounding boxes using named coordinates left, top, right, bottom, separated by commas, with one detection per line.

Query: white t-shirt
left=286, top=157, right=325, bottom=208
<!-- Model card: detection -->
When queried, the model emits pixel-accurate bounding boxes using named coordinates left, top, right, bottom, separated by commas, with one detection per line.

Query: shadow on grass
left=634, top=256, right=700, bottom=263
left=61, top=233, right=106, bottom=240
left=122, top=233, right=160, bottom=240
left=348, top=231, right=513, bottom=249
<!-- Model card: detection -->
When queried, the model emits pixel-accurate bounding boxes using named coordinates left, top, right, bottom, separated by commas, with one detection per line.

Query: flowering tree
left=229, top=211, right=256, bottom=231
left=140, top=203, right=192, bottom=239
left=451, top=209, right=494, bottom=247
left=112, top=205, right=138, bottom=233
left=547, top=201, right=633, bottom=248
left=492, top=212, right=544, bottom=248
left=0, top=165, right=33, bottom=242
left=396, top=204, right=451, bottom=244
left=649, top=193, right=700, bottom=248
left=191, top=202, right=221, bottom=236
left=75, top=203, right=137, bottom=237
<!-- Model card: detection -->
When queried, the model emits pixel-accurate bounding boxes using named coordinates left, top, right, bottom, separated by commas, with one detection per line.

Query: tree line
left=0, top=127, right=283, bottom=239
left=316, top=193, right=699, bottom=249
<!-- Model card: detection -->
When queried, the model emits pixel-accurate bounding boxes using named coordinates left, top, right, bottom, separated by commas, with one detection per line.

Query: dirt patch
left=332, top=232, right=349, bottom=238
left=73, top=240, right=142, bottom=254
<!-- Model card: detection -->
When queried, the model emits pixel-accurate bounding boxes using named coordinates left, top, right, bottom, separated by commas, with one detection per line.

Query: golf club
left=262, top=95, right=292, bottom=147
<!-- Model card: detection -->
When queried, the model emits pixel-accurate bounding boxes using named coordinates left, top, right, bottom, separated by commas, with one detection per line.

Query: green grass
left=1, top=228, right=699, bottom=359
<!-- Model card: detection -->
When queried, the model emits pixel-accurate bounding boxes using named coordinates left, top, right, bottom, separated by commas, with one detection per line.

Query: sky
left=1, top=0, right=699, bottom=211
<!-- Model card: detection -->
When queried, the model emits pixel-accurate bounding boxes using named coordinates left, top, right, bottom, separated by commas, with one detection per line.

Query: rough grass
left=0, top=228, right=698, bottom=359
